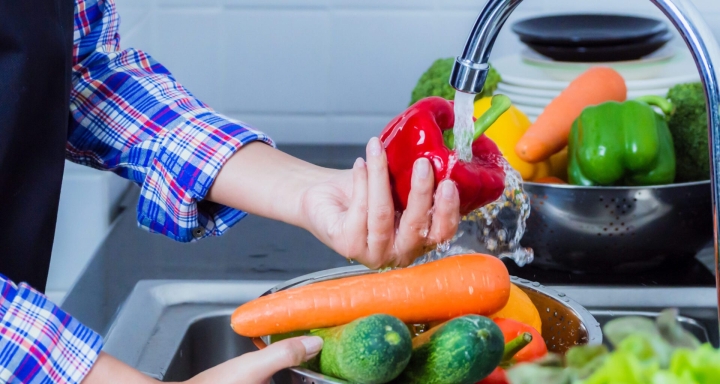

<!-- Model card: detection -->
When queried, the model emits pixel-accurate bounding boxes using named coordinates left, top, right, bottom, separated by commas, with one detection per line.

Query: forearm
left=82, top=353, right=158, bottom=384
left=206, top=142, right=338, bottom=229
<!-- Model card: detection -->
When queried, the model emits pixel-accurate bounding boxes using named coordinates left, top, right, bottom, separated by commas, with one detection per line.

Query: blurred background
left=47, top=0, right=720, bottom=302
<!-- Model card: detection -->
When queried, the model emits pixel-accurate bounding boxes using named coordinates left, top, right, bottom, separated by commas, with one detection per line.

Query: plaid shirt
left=0, top=0, right=273, bottom=382
left=71, top=0, right=273, bottom=243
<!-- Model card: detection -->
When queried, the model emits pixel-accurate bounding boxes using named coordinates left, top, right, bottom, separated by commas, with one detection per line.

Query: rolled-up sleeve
left=68, top=0, right=274, bottom=242
left=0, top=275, right=102, bottom=383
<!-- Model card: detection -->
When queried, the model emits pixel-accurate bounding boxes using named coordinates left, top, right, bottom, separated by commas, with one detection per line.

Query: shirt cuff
left=137, top=111, right=275, bottom=242
left=0, top=279, right=103, bottom=384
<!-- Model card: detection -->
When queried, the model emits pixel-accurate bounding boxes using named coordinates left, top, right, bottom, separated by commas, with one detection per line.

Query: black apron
left=0, top=0, right=74, bottom=292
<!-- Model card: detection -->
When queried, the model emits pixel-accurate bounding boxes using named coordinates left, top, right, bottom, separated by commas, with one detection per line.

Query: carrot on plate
left=231, top=254, right=511, bottom=337
left=515, top=67, right=627, bottom=163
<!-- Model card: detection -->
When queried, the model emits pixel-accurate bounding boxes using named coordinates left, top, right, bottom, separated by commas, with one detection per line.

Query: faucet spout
left=450, top=0, right=522, bottom=94
left=452, top=0, right=720, bottom=331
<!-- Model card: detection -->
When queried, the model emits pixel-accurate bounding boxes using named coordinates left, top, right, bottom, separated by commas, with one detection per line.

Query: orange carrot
left=515, top=67, right=627, bottom=163
left=231, top=254, right=511, bottom=337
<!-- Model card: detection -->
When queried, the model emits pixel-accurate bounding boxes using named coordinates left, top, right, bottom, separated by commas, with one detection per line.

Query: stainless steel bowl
left=521, top=180, right=713, bottom=273
left=255, top=265, right=602, bottom=384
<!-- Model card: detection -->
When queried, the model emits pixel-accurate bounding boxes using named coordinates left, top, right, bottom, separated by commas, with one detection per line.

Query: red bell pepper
left=477, top=331, right=534, bottom=384
left=379, top=96, right=510, bottom=216
left=494, top=318, right=548, bottom=363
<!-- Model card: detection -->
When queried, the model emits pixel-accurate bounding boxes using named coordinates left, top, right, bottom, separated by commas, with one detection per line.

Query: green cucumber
left=395, top=315, right=505, bottom=384
left=306, top=314, right=412, bottom=384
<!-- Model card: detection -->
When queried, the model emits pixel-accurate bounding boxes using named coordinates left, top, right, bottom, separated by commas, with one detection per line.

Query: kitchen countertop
left=61, top=145, right=367, bottom=336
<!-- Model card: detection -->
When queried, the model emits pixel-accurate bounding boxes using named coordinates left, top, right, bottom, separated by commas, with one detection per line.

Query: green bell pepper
left=568, top=95, right=677, bottom=186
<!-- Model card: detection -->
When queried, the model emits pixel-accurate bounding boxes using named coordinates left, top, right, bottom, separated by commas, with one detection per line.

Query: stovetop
left=504, top=257, right=716, bottom=287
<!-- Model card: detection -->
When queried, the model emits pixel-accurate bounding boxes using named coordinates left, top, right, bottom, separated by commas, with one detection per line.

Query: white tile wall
left=222, top=9, right=331, bottom=113
left=112, top=0, right=720, bottom=145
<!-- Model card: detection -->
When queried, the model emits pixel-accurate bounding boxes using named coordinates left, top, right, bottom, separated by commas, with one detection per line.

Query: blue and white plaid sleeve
left=0, top=275, right=103, bottom=383
left=69, top=0, right=274, bottom=242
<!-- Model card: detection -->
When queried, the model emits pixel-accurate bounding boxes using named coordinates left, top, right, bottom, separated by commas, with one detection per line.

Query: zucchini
left=306, top=314, right=412, bottom=384
left=395, top=315, right=505, bottom=384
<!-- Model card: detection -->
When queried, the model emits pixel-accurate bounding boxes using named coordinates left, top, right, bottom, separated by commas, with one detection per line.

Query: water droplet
left=531, top=282, right=540, bottom=287
left=557, top=293, right=566, bottom=297
left=410, top=157, right=532, bottom=267
left=436, top=240, right=451, bottom=253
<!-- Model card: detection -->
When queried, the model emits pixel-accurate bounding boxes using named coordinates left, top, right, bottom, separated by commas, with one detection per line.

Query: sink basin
left=104, top=281, right=719, bottom=383
left=162, top=313, right=295, bottom=383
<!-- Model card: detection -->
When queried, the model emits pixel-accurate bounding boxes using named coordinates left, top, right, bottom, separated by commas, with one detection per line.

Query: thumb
left=243, top=336, right=324, bottom=382
left=188, top=336, right=324, bottom=384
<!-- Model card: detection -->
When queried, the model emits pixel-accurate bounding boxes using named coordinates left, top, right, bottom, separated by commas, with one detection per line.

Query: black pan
left=526, top=31, right=673, bottom=62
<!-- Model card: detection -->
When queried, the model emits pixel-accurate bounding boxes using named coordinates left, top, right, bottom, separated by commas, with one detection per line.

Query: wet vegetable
left=505, top=308, right=719, bottom=384
left=306, top=314, right=412, bottom=384
left=380, top=96, right=509, bottom=216
left=490, top=283, right=542, bottom=334
left=395, top=315, right=505, bottom=384
left=231, top=254, right=511, bottom=337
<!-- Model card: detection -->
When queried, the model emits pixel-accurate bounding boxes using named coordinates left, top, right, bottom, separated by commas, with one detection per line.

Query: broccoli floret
left=667, top=82, right=710, bottom=182
left=409, top=58, right=501, bottom=106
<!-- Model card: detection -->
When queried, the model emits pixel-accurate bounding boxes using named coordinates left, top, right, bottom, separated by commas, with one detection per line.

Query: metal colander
left=520, top=181, right=713, bottom=273
left=254, top=266, right=602, bottom=384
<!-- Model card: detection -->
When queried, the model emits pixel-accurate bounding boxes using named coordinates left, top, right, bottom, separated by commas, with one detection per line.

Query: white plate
left=514, top=104, right=545, bottom=116
left=498, top=85, right=671, bottom=107
left=497, top=82, right=671, bottom=99
left=497, top=83, right=560, bottom=98
left=505, top=93, right=552, bottom=108
left=520, top=46, right=677, bottom=81
left=494, top=52, right=699, bottom=90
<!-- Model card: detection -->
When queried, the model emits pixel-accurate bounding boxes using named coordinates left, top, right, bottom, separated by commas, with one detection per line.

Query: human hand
left=300, top=137, right=460, bottom=268
left=183, top=336, right=323, bottom=384
left=82, top=337, right=323, bottom=384
left=208, top=137, right=460, bottom=269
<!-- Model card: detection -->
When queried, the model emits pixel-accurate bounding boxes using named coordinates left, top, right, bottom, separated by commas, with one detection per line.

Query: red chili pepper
left=494, top=318, right=548, bottom=363
left=477, top=367, right=509, bottom=384
left=379, top=96, right=510, bottom=216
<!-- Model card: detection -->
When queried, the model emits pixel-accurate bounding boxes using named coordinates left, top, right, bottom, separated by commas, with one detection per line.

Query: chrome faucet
left=451, top=0, right=720, bottom=320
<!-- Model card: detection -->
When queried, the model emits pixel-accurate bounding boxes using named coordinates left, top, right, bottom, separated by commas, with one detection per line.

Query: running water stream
left=412, top=90, right=534, bottom=267
left=452, top=91, right=476, bottom=162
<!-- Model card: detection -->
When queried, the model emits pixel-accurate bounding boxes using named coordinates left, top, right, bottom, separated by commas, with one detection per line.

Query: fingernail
left=354, top=157, right=366, bottom=169
left=301, top=336, right=324, bottom=359
left=414, top=158, right=430, bottom=179
left=441, top=180, right=456, bottom=200
left=368, top=137, right=382, bottom=157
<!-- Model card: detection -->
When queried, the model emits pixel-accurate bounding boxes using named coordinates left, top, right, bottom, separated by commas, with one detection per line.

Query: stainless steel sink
left=104, top=281, right=719, bottom=382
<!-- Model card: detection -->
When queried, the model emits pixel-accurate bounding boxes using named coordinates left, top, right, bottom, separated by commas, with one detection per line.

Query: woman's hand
left=207, top=137, right=460, bottom=268
left=82, top=336, right=323, bottom=384
left=300, top=137, right=460, bottom=268
left=183, top=336, right=323, bottom=384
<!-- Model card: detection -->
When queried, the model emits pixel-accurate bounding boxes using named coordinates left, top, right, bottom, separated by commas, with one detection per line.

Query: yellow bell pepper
left=490, top=283, right=542, bottom=334
left=474, top=97, right=567, bottom=182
